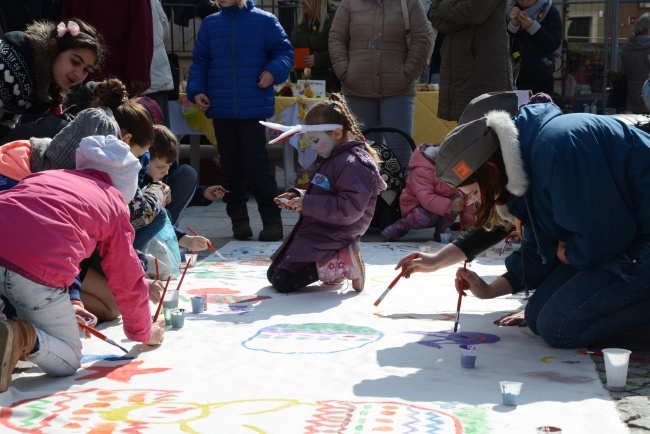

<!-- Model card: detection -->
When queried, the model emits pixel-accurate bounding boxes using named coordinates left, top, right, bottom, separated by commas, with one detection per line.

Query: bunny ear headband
left=259, top=121, right=343, bottom=145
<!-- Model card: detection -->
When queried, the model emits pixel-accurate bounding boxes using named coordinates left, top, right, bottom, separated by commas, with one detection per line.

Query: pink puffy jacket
left=399, top=143, right=476, bottom=228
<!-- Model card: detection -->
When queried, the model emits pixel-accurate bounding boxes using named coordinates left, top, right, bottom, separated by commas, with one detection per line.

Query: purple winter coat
left=270, top=141, right=387, bottom=271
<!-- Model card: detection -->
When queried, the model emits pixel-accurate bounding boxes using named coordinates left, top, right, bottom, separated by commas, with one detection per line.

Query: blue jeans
left=0, top=267, right=82, bottom=376
left=525, top=242, right=650, bottom=348
left=133, top=208, right=168, bottom=250
left=213, top=118, right=279, bottom=216
left=344, top=95, right=415, bottom=172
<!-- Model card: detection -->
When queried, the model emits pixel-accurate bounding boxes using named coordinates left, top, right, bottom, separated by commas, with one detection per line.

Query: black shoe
left=259, top=214, right=283, bottom=241
left=227, top=203, right=253, bottom=240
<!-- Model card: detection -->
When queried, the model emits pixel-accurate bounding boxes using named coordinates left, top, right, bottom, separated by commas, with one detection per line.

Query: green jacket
left=290, top=5, right=340, bottom=92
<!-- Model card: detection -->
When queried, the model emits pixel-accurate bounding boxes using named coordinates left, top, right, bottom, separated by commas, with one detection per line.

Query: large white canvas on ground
left=0, top=242, right=627, bottom=433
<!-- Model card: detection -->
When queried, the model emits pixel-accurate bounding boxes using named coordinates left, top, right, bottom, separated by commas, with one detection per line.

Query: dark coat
left=509, top=4, right=562, bottom=89
left=622, top=33, right=650, bottom=114
left=429, top=0, right=513, bottom=121
left=502, top=103, right=650, bottom=292
left=270, top=141, right=386, bottom=270
left=290, top=5, right=340, bottom=92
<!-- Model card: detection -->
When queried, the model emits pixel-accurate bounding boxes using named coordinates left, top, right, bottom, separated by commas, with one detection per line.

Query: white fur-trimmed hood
left=485, top=110, right=529, bottom=196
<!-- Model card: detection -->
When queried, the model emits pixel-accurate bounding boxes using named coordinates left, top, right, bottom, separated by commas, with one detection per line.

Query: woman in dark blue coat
left=398, top=96, right=650, bottom=349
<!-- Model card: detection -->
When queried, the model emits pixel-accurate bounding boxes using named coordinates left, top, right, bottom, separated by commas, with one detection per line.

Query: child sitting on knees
left=0, top=135, right=165, bottom=393
left=381, top=143, right=476, bottom=242
left=266, top=94, right=387, bottom=293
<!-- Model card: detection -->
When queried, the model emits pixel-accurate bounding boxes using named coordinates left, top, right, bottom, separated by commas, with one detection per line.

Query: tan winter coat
left=429, top=0, right=512, bottom=121
left=329, top=0, right=433, bottom=98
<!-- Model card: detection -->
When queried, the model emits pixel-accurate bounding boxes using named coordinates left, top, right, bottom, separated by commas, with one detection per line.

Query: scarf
left=507, top=0, right=552, bottom=30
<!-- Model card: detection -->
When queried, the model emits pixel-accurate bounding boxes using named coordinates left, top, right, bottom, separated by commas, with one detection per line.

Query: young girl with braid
left=266, top=94, right=386, bottom=293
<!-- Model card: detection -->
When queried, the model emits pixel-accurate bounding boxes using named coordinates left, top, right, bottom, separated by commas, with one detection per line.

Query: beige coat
left=429, top=0, right=512, bottom=121
left=329, top=0, right=433, bottom=98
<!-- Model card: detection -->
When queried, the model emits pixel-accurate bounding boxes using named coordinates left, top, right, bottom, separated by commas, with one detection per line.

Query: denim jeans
left=344, top=95, right=415, bottom=172
left=0, top=267, right=82, bottom=376
left=525, top=241, right=650, bottom=348
left=213, top=118, right=279, bottom=217
left=133, top=208, right=168, bottom=250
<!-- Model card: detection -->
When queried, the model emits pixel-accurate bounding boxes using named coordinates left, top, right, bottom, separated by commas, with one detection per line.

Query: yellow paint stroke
left=540, top=356, right=558, bottom=363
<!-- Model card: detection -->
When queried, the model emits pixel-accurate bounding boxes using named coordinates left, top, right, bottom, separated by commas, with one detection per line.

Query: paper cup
left=163, top=307, right=175, bottom=326
left=440, top=232, right=451, bottom=244
left=171, top=310, right=185, bottom=329
left=459, top=345, right=477, bottom=368
left=499, top=381, right=523, bottom=406
left=162, top=289, right=179, bottom=309
left=191, top=296, right=205, bottom=314
left=602, top=348, right=631, bottom=391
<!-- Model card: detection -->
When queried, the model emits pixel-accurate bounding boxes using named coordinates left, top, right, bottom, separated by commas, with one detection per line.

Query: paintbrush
left=78, top=322, right=129, bottom=353
left=155, top=257, right=159, bottom=281
left=152, top=276, right=172, bottom=323
left=373, top=256, right=417, bottom=307
left=175, top=260, right=191, bottom=293
left=453, top=261, right=468, bottom=333
left=578, top=350, right=647, bottom=361
left=186, top=226, right=226, bottom=261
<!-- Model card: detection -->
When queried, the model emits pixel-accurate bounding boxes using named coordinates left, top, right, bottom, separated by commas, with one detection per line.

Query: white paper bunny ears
left=259, top=121, right=343, bottom=144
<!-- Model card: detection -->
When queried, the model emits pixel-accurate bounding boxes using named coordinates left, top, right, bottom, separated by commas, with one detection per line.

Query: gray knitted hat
left=436, top=117, right=500, bottom=187
left=457, top=92, right=519, bottom=125
left=36, top=107, right=120, bottom=172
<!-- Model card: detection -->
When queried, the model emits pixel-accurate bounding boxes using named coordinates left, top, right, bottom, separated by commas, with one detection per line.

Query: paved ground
left=180, top=197, right=650, bottom=433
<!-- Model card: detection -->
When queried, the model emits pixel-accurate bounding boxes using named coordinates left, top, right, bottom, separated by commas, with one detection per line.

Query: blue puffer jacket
left=186, top=0, right=293, bottom=120
left=501, top=103, right=650, bottom=292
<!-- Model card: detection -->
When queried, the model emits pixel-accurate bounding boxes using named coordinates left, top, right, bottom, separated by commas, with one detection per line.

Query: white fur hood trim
left=486, top=110, right=529, bottom=196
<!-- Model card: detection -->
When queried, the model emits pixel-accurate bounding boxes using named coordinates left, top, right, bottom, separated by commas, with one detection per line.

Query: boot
left=317, top=243, right=365, bottom=291
left=381, top=218, right=409, bottom=241
left=227, top=203, right=253, bottom=240
left=259, top=214, right=283, bottom=241
left=0, top=319, right=37, bottom=392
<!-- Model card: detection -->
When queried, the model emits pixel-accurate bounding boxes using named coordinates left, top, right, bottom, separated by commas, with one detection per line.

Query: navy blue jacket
left=503, top=103, right=650, bottom=292
left=186, top=0, right=293, bottom=120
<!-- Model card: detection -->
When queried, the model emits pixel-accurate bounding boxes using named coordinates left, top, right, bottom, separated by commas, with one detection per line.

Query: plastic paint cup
left=499, top=381, right=523, bottom=406
left=536, top=427, right=562, bottom=433
left=171, top=310, right=185, bottom=329
left=440, top=232, right=451, bottom=244
left=191, top=296, right=205, bottom=314
left=163, top=307, right=175, bottom=326
left=162, top=289, right=179, bottom=309
left=459, top=345, right=477, bottom=368
left=602, top=348, right=632, bottom=392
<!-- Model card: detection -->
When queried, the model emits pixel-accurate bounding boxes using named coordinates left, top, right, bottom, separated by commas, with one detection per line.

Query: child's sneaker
left=0, top=319, right=36, bottom=392
left=316, top=256, right=346, bottom=285
left=340, top=242, right=365, bottom=292
left=380, top=219, right=408, bottom=241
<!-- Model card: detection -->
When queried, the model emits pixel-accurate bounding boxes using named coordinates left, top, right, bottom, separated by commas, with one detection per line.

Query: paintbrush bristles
left=453, top=261, right=468, bottom=333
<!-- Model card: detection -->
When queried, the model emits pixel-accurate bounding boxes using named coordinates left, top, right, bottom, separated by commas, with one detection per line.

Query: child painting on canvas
left=265, top=94, right=387, bottom=293
left=381, top=142, right=476, bottom=242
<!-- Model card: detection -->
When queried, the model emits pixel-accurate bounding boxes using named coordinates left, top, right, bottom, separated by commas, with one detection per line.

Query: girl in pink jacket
left=381, top=143, right=476, bottom=241
left=0, top=136, right=165, bottom=393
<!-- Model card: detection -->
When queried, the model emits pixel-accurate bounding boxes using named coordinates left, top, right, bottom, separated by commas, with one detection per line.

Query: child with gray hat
left=396, top=95, right=650, bottom=349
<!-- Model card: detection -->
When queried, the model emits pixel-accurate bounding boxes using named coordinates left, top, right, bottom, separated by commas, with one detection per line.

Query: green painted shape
left=273, top=323, right=380, bottom=335
left=453, top=407, right=492, bottom=434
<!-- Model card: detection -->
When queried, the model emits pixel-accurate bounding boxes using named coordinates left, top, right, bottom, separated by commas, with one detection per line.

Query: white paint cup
left=602, top=348, right=632, bottom=391
left=499, top=381, right=523, bottom=406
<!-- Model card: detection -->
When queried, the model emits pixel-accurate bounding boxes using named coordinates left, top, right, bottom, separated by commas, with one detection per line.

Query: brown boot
left=227, top=203, right=253, bottom=240
left=259, top=214, right=283, bottom=241
left=0, top=319, right=37, bottom=392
